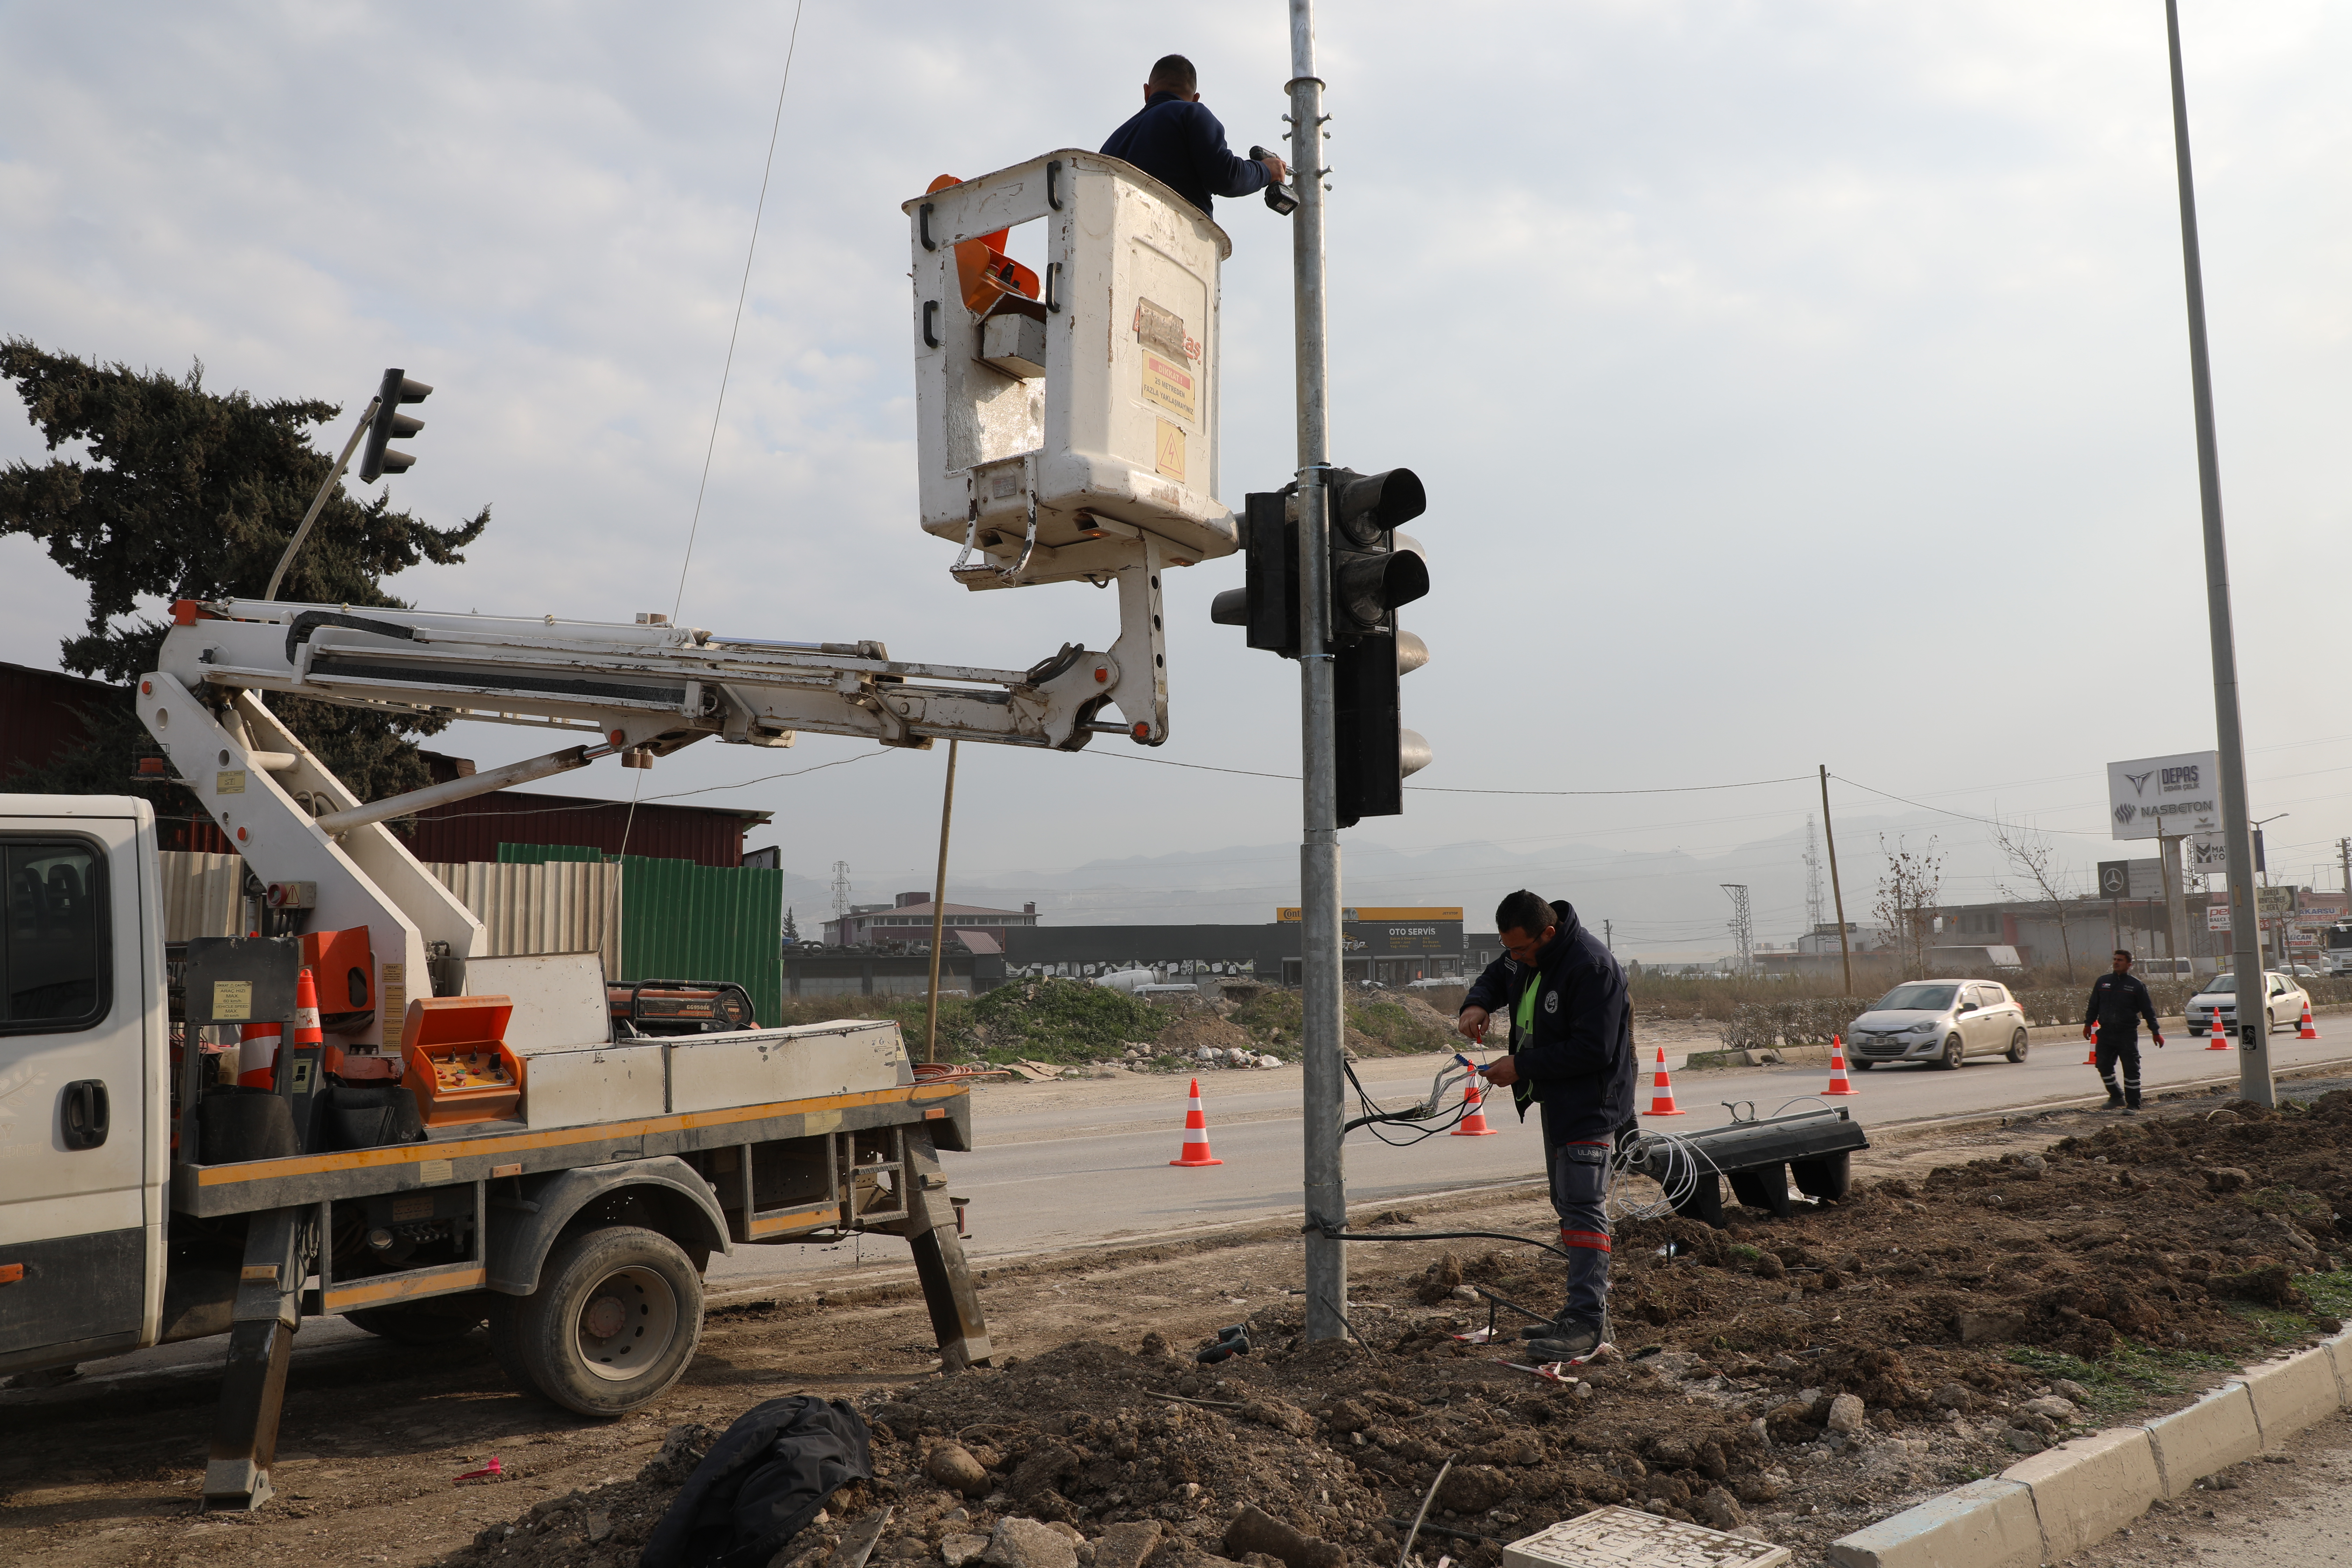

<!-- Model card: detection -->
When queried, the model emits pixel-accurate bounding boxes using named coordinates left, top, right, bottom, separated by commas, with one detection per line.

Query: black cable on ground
left=1308, top=1224, right=1573, bottom=1262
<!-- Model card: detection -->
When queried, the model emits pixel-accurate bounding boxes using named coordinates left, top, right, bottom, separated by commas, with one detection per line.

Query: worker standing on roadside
left=1099, top=54, right=1287, bottom=220
left=1456, top=890, right=1638, bottom=1359
left=2084, top=948, right=2164, bottom=1112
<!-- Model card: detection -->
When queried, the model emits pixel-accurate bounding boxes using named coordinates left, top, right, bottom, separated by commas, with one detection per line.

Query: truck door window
left=2, top=840, right=110, bottom=1032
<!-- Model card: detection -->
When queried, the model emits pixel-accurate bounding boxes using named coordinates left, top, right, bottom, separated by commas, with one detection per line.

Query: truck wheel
left=346, top=1305, right=483, bottom=1345
left=490, top=1226, right=702, bottom=1417
left=2006, top=1029, right=2029, bottom=1064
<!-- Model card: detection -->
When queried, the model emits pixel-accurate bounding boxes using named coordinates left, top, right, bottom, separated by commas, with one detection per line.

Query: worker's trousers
left=2095, top=1032, right=2142, bottom=1100
left=1547, top=1133, right=1613, bottom=1329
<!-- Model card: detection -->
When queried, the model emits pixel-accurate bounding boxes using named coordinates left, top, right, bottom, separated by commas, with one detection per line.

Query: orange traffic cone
left=2084, top=1021, right=2100, bottom=1065
left=293, top=967, right=324, bottom=1058
left=1642, top=1043, right=1686, bottom=1116
left=1452, top=1077, right=1498, bottom=1135
left=2298, top=1002, right=2318, bottom=1040
left=1169, top=1078, right=1224, bottom=1167
left=1822, top=1036, right=1858, bottom=1096
left=234, top=1019, right=282, bottom=1089
left=2205, top=1024, right=2231, bottom=1051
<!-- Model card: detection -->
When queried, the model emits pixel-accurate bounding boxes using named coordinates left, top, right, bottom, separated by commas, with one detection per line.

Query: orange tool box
left=399, top=995, right=523, bottom=1126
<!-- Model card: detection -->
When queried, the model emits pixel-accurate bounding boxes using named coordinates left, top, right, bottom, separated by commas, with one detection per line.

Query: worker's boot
left=2124, top=1085, right=2142, bottom=1114
left=1525, top=1318, right=1605, bottom=1360
left=2101, top=1080, right=2124, bottom=1111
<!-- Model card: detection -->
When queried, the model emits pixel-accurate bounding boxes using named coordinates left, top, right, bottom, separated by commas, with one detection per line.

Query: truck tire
left=346, top=1305, right=483, bottom=1345
left=489, top=1225, right=702, bottom=1417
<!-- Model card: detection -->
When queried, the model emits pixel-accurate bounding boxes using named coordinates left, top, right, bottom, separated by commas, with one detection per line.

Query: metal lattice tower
left=1721, top=883, right=1754, bottom=972
left=830, top=860, right=852, bottom=923
left=1804, top=815, right=1825, bottom=932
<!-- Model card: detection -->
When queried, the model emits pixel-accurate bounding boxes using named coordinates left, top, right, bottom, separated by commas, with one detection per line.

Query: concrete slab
left=2318, top=1327, right=2352, bottom=1407
left=2001, top=1426, right=2161, bottom=1561
left=2241, top=1346, right=2343, bottom=1449
left=1503, top=1506, right=1789, bottom=1568
left=1825, top=1478, right=2040, bottom=1568
left=2142, top=1381, right=2261, bottom=1497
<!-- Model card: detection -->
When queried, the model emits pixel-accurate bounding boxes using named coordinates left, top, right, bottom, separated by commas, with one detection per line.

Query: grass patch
left=2303, top=1269, right=2352, bottom=1321
left=2236, top=1186, right=2331, bottom=1222
left=2009, top=1340, right=2238, bottom=1415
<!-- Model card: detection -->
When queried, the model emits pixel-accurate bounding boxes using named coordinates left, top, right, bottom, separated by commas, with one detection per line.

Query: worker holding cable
left=1457, top=890, right=1639, bottom=1359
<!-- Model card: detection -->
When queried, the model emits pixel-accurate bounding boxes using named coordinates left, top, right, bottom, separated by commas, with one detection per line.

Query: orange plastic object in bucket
left=929, top=174, right=1041, bottom=314
left=400, top=995, right=523, bottom=1126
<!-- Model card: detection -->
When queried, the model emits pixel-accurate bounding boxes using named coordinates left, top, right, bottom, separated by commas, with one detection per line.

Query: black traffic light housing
left=358, top=368, right=433, bottom=483
left=1335, top=628, right=1431, bottom=828
left=1209, top=489, right=1301, bottom=657
left=1326, top=467, right=1427, bottom=640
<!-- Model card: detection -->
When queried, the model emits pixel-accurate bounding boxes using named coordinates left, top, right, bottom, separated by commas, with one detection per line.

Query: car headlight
left=1910, top=1021, right=1937, bottom=1034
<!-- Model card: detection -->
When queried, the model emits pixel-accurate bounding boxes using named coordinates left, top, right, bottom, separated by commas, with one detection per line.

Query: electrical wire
left=1075, top=748, right=1813, bottom=798
left=670, top=0, right=808, bottom=624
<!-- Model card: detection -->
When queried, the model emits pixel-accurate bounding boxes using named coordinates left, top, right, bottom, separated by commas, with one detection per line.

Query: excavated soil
left=8, top=1087, right=2351, bottom=1568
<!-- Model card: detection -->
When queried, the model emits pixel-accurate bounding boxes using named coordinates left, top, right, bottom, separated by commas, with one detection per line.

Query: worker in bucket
left=1456, top=890, right=1639, bottom=1359
left=2084, top=948, right=2164, bottom=1112
left=1099, top=54, right=1287, bottom=220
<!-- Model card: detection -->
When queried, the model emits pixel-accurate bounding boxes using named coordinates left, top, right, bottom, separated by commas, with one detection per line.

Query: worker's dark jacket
left=1099, top=91, right=1268, bottom=218
left=2083, top=970, right=2161, bottom=1044
left=1463, top=901, right=1638, bottom=1146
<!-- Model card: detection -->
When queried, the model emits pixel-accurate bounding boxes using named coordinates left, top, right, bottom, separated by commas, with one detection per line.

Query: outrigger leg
left=897, top=1131, right=991, bottom=1371
left=202, top=1205, right=313, bottom=1511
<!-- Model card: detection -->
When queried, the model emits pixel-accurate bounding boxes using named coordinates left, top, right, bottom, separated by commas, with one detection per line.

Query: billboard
left=2095, top=859, right=2167, bottom=900
left=2107, top=751, right=2221, bottom=841
left=2189, top=832, right=2230, bottom=873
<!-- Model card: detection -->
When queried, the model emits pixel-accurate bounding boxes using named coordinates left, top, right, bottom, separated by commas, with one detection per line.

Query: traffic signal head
left=1208, top=489, right=1301, bottom=657
left=1325, top=467, right=1427, bottom=639
left=1335, top=628, right=1432, bottom=827
left=357, top=368, right=433, bottom=483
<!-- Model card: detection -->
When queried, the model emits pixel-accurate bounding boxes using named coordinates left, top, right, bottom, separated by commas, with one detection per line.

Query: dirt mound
left=1157, top=1015, right=1256, bottom=1058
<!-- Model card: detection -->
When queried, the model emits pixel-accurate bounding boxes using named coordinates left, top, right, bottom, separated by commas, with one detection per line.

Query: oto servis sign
left=2107, top=750, right=2220, bottom=841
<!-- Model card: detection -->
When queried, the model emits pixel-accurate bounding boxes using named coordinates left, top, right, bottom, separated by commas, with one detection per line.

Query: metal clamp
left=1000, top=496, right=1038, bottom=583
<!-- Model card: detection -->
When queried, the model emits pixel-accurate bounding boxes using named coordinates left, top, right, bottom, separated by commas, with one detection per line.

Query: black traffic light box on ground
left=358, top=368, right=434, bottom=483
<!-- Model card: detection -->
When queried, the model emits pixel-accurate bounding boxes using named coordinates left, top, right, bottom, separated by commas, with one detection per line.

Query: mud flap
left=202, top=1206, right=313, bottom=1511
left=895, top=1129, right=992, bottom=1371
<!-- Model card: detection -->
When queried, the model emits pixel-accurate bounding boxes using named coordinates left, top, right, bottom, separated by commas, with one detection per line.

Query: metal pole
left=922, top=739, right=959, bottom=1066
left=1819, top=766, right=1853, bottom=994
left=2165, top=0, right=2270, bottom=1105
left=263, top=400, right=378, bottom=602
left=1288, top=0, right=1346, bottom=1344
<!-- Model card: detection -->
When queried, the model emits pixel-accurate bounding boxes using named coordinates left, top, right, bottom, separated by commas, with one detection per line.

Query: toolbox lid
left=400, top=994, right=515, bottom=1053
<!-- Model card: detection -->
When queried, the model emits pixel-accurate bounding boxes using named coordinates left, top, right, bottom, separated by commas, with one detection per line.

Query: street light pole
left=2164, top=0, right=2271, bottom=1106
left=1288, top=0, right=1348, bottom=1343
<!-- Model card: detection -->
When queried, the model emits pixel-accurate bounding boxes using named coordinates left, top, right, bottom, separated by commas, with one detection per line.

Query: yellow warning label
left=1155, top=419, right=1186, bottom=482
left=211, top=979, right=253, bottom=1021
left=216, top=770, right=246, bottom=795
left=1141, top=352, right=1196, bottom=422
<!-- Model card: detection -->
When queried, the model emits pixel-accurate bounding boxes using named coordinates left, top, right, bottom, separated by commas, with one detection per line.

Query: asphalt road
left=710, top=1012, right=2352, bottom=1288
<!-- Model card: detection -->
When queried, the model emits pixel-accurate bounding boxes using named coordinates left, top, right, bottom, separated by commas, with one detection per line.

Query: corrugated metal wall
left=158, top=851, right=244, bottom=941
left=429, top=859, right=623, bottom=976
left=500, top=845, right=781, bottom=1024
left=405, top=790, right=757, bottom=868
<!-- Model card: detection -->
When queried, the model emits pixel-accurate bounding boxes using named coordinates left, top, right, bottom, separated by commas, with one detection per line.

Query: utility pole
left=1603, top=919, right=1613, bottom=952
left=1804, top=815, right=1826, bottom=933
left=1288, top=0, right=1348, bottom=1344
left=2165, top=0, right=2271, bottom=1106
left=1819, top=766, right=1853, bottom=994
left=921, top=740, right=960, bottom=1066
left=830, top=860, right=852, bottom=929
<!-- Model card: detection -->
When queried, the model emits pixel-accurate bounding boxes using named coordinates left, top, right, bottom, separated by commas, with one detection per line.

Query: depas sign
left=2106, top=751, right=2221, bottom=841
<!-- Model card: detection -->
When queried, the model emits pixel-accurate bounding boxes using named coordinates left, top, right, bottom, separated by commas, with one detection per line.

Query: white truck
left=3, top=148, right=1245, bottom=1512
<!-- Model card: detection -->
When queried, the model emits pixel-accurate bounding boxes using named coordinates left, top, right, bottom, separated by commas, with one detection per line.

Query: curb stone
left=1826, top=1326, right=2352, bottom=1567
left=2141, top=1380, right=2259, bottom=1497
left=2002, top=1426, right=2162, bottom=1561
left=1822, top=1478, right=2040, bottom=1568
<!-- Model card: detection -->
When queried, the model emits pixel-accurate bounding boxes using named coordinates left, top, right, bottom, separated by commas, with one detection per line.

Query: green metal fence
left=497, top=844, right=783, bottom=1025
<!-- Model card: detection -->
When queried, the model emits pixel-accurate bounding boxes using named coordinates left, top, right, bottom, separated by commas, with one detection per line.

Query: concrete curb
left=1827, top=1326, right=2352, bottom=1568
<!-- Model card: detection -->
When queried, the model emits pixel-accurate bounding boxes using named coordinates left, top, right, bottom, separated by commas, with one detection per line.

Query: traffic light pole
left=2164, top=0, right=2270, bottom=1106
left=1288, top=0, right=1348, bottom=1345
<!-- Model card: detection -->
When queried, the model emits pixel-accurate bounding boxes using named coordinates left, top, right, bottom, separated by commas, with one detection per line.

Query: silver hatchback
left=1845, top=979, right=2030, bottom=1070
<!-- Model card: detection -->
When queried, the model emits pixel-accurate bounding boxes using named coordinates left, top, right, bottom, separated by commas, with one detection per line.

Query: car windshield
left=1875, top=983, right=1956, bottom=1011
left=2202, top=975, right=2236, bottom=994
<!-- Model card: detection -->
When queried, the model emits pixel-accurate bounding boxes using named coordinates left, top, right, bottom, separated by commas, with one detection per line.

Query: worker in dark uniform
left=2084, top=948, right=2164, bottom=1111
left=1457, top=890, right=1639, bottom=1359
left=1099, top=54, right=1287, bottom=220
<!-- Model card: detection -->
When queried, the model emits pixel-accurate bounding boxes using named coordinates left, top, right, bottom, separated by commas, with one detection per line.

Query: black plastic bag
left=640, top=1395, right=873, bottom=1568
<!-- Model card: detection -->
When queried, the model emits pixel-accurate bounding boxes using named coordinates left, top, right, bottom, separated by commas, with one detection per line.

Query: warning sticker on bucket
left=1142, top=352, right=1195, bottom=421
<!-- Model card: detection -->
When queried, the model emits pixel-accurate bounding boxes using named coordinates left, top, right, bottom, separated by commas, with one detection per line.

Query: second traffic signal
left=358, top=368, right=433, bottom=483
left=1326, top=466, right=1427, bottom=640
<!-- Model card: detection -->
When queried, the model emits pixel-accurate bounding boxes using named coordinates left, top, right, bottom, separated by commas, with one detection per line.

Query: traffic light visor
left=1332, top=467, right=1426, bottom=546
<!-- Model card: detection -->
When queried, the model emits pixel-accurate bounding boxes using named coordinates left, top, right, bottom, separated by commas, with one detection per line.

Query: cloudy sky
left=5, top=1, right=2348, bottom=955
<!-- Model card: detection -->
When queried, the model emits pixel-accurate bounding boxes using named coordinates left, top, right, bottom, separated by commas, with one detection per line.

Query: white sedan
left=2185, top=971, right=2310, bottom=1037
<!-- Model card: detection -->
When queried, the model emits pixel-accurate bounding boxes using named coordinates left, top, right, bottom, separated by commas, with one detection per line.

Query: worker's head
left=2113, top=949, right=2133, bottom=972
left=1496, top=889, right=1558, bottom=964
left=1145, top=54, right=1200, bottom=103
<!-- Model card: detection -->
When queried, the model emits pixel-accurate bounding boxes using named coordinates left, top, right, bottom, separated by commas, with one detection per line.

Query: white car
left=1845, top=979, right=2031, bottom=1070
left=2186, top=971, right=2310, bottom=1037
